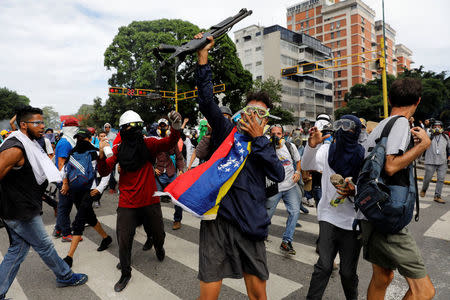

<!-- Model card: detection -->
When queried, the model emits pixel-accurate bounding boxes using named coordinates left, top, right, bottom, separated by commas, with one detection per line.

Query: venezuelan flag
left=155, top=128, right=251, bottom=219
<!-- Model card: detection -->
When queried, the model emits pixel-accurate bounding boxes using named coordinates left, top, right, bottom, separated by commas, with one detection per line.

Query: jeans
left=422, top=163, right=447, bottom=197
left=265, top=186, right=301, bottom=243
left=116, top=204, right=165, bottom=276
left=307, top=221, right=361, bottom=300
left=0, top=216, right=72, bottom=298
left=156, top=173, right=182, bottom=222
left=55, top=188, right=74, bottom=236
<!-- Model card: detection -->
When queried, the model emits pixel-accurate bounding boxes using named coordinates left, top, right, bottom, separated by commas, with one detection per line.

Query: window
left=255, top=31, right=261, bottom=36
left=331, top=32, right=334, bottom=39
left=337, top=80, right=342, bottom=88
left=243, top=35, right=251, bottom=42
left=338, top=91, right=342, bottom=98
left=256, top=75, right=262, bottom=80
left=256, top=61, right=262, bottom=66
left=244, top=63, right=252, bottom=70
left=362, top=47, right=365, bottom=53
left=336, top=50, right=341, bottom=57
left=337, top=31, right=341, bottom=37
left=361, top=27, right=365, bottom=34
left=337, top=70, right=342, bottom=77
left=244, top=49, right=251, bottom=56
left=306, top=10, right=308, bottom=18
left=336, top=40, right=340, bottom=47
left=235, top=39, right=239, bottom=43
left=255, top=46, right=262, bottom=51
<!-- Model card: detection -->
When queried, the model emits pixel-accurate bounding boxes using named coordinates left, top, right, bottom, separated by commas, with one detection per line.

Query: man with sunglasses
left=0, top=106, right=88, bottom=298
left=97, top=109, right=182, bottom=292
left=194, top=33, right=284, bottom=300
left=302, top=115, right=365, bottom=299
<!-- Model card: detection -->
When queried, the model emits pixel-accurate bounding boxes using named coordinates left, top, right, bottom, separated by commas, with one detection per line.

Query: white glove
left=168, top=111, right=182, bottom=130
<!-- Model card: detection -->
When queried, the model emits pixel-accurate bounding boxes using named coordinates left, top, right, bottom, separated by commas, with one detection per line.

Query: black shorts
left=198, top=216, right=269, bottom=282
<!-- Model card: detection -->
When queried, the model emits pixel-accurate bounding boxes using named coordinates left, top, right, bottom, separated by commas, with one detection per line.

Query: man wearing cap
left=97, top=110, right=182, bottom=292
left=53, top=117, right=80, bottom=242
left=154, top=118, right=186, bottom=230
left=420, top=120, right=450, bottom=203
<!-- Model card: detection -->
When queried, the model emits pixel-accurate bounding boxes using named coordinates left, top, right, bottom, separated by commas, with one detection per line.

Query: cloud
left=0, top=0, right=448, bottom=115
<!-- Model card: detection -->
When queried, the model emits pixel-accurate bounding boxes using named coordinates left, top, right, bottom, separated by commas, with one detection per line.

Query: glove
left=168, top=111, right=182, bottom=130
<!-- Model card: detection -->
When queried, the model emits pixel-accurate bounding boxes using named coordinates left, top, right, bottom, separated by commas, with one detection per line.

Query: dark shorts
left=360, top=220, right=427, bottom=279
left=198, top=216, right=269, bottom=282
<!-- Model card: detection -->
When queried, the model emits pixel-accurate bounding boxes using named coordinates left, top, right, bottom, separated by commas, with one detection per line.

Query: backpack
left=355, top=116, right=419, bottom=234
left=65, top=150, right=96, bottom=191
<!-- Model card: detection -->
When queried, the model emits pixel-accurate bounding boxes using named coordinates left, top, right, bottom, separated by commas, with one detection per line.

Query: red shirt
left=97, top=129, right=180, bottom=208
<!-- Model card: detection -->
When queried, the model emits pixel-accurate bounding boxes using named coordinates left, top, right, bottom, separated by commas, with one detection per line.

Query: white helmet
left=119, top=110, right=143, bottom=127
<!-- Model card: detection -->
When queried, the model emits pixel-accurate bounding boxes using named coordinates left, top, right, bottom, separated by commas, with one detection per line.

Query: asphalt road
left=0, top=178, right=449, bottom=300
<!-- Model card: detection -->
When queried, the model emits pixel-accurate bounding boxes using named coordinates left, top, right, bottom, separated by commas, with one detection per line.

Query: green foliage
left=0, top=87, right=30, bottom=120
left=337, top=67, right=450, bottom=123
left=251, top=77, right=295, bottom=125
left=101, top=19, right=252, bottom=127
left=42, top=106, right=60, bottom=130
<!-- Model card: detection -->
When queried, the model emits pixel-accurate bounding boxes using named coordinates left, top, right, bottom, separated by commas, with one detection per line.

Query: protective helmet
left=1, top=129, right=9, bottom=136
left=119, top=110, right=143, bottom=127
left=315, top=114, right=331, bottom=131
left=359, top=118, right=367, bottom=128
left=220, top=106, right=233, bottom=117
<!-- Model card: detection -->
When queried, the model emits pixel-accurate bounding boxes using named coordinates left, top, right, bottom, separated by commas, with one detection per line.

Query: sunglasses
left=243, top=105, right=270, bottom=118
left=333, top=119, right=356, bottom=132
left=23, top=121, right=45, bottom=127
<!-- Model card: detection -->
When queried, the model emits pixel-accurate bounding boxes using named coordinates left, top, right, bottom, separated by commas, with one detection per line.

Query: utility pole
left=381, top=0, right=389, bottom=119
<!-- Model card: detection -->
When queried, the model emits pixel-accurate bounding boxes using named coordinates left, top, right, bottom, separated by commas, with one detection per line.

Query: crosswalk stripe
left=100, top=213, right=303, bottom=299
left=43, top=225, right=180, bottom=300
left=160, top=206, right=323, bottom=266
left=270, top=214, right=319, bottom=236
left=276, top=203, right=318, bottom=216
left=0, top=251, right=28, bottom=300
left=424, top=211, right=450, bottom=241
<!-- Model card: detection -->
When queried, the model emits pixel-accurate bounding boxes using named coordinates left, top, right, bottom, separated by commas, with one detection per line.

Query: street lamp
left=381, top=0, right=389, bottom=119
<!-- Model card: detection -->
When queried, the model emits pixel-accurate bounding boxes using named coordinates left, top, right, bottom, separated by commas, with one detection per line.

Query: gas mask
left=432, top=127, right=443, bottom=134
left=157, top=128, right=170, bottom=137
left=270, top=135, right=285, bottom=148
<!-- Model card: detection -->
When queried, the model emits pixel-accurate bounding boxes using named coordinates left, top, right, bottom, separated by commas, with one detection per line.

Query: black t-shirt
left=0, top=137, right=46, bottom=220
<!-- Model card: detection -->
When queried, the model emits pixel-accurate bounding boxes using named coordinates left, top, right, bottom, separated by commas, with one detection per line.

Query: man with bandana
left=97, top=109, right=182, bottom=293
left=193, top=33, right=284, bottom=300
left=302, top=115, right=365, bottom=300
left=420, top=120, right=450, bottom=204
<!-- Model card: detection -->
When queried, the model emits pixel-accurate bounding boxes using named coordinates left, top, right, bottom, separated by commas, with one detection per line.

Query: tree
left=251, top=77, right=295, bottom=126
left=75, top=103, right=96, bottom=128
left=0, top=87, right=30, bottom=120
left=103, top=19, right=252, bottom=127
left=42, top=106, right=60, bottom=130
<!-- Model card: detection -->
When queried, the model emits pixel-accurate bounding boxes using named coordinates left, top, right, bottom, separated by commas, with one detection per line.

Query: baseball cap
left=74, top=128, right=92, bottom=140
left=63, top=117, right=79, bottom=127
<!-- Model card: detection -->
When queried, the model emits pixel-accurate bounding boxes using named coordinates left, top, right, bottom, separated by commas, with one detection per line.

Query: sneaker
left=300, top=206, right=309, bottom=214
left=114, top=274, right=131, bottom=292
left=97, top=236, right=112, bottom=251
left=305, top=199, right=315, bottom=207
left=434, top=196, right=445, bottom=204
left=53, top=229, right=62, bottom=238
left=56, top=273, right=88, bottom=288
left=142, top=237, right=153, bottom=251
left=295, top=222, right=302, bottom=228
left=155, top=247, right=165, bottom=261
left=63, top=256, right=73, bottom=268
left=420, top=190, right=426, bottom=197
left=62, top=235, right=83, bottom=243
left=280, top=241, right=296, bottom=255
left=172, top=221, right=181, bottom=230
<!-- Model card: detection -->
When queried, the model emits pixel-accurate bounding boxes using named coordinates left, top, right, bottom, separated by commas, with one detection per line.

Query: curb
left=416, top=176, right=450, bottom=185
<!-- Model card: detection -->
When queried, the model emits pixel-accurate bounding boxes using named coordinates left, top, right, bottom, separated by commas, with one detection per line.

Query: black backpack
left=355, top=116, right=419, bottom=234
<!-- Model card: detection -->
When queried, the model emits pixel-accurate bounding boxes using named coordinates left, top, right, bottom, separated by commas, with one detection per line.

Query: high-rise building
left=286, top=0, right=413, bottom=108
left=395, top=44, right=413, bottom=74
left=234, top=25, right=334, bottom=124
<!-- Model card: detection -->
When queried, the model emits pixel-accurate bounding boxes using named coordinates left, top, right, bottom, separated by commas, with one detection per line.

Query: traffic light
left=109, top=87, right=127, bottom=95
left=281, top=66, right=298, bottom=77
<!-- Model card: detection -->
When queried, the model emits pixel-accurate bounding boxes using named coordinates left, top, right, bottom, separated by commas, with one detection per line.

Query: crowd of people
left=0, top=34, right=449, bottom=300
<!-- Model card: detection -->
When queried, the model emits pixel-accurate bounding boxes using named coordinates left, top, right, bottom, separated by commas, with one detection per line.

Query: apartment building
left=395, top=44, right=413, bottom=74
left=286, top=0, right=413, bottom=108
left=234, top=25, right=334, bottom=124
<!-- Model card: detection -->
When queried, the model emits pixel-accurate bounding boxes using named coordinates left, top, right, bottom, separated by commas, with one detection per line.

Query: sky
left=0, top=0, right=449, bottom=115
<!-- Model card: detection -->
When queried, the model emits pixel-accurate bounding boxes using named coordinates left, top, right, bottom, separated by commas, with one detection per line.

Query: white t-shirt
left=44, top=137, right=54, bottom=155
left=276, top=142, right=301, bottom=192
left=184, top=138, right=199, bottom=168
left=302, top=143, right=357, bottom=230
